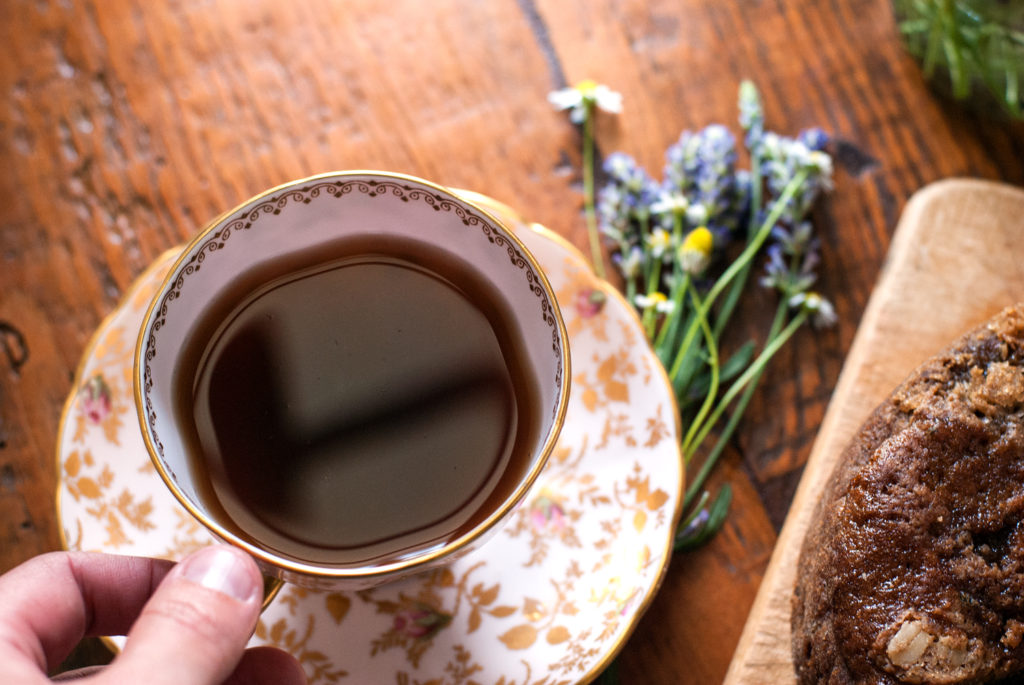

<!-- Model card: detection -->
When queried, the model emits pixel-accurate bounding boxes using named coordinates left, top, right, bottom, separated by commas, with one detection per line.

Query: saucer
left=55, top=191, right=684, bottom=684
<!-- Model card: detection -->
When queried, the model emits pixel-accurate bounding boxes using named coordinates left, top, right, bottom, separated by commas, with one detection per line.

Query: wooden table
left=2, top=1, right=1022, bottom=682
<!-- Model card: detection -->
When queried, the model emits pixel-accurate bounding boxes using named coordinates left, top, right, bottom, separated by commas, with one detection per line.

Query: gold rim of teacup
left=132, top=170, right=571, bottom=584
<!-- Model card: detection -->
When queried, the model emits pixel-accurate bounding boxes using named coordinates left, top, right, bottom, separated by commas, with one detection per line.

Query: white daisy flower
left=634, top=291, right=674, bottom=314
left=548, top=79, right=622, bottom=124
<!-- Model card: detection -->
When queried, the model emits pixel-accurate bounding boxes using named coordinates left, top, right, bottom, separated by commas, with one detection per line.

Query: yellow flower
left=678, top=226, right=713, bottom=274
left=576, top=78, right=600, bottom=97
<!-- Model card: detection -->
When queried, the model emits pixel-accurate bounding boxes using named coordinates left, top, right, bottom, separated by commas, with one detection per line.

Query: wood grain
left=2, top=1, right=1023, bottom=682
left=725, top=178, right=1024, bottom=683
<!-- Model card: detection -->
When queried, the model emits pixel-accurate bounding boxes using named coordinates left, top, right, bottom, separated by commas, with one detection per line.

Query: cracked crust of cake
left=792, top=305, right=1024, bottom=685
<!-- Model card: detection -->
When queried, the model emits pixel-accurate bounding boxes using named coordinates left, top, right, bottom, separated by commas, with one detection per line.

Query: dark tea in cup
left=174, top=236, right=541, bottom=566
left=136, top=172, right=569, bottom=589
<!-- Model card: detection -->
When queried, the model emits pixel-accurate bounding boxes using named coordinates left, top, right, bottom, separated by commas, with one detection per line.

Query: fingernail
left=179, top=546, right=259, bottom=603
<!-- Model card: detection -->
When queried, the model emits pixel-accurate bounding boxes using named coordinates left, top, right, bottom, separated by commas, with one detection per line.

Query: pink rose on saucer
left=575, top=288, right=605, bottom=318
left=529, top=494, right=567, bottom=533
left=81, top=374, right=112, bottom=424
left=392, top=603, right=451, bottom=640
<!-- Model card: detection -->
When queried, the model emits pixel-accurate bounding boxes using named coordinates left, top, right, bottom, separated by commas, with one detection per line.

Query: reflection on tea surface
left=176, top=246, right=539, bottom=566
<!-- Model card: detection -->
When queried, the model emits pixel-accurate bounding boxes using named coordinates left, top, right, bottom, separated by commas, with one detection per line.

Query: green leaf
left=720, top=340, right=757, bottom=381
left=675, top=485, right=733, bottom=551
left=670, top=342, right=704, bottom=399
left=686, top=340, right=756, bottom=401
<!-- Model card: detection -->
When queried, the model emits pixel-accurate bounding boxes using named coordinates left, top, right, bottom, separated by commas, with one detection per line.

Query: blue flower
left=597, top=153, right=659, bottom=245
left=661, top=124, right=747, bottom=241
left=797, top=127, right=830, bottom=152
left=759, top=132, right=834, bottom=227
left=738, top=80, right=764, bottom=150
left=760, top=243, right=818, bottom=296
left=594, top=81, right=832, bottom=326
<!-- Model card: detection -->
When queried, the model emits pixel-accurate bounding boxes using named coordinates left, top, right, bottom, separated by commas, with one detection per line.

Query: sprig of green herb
left=894, top=0, right=1024, bottom=118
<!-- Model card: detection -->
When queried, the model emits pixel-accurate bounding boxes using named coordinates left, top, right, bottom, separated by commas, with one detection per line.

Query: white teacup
left=134, top=171, right=569, bottom=590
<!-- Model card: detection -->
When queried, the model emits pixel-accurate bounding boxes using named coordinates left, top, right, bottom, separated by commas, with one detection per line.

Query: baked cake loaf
left=792, top=304, right=1024, bottom=684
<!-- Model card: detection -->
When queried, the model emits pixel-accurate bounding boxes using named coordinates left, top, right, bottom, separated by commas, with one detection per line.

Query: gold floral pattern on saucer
left=55, top=194, right=684, bottom=684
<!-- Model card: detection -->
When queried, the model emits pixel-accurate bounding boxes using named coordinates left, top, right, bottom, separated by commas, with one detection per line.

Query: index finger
left=0, top=551, right=174, bottom=674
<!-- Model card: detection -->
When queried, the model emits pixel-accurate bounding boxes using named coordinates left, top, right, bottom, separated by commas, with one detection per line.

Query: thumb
left=99, top=545, right=264, bottom=685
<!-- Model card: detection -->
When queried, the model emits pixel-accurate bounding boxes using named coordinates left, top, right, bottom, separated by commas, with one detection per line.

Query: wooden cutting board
left=724, top=178, right=1024, bottom=684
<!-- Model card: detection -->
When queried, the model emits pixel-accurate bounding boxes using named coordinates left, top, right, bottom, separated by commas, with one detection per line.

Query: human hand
left=0, top=545, right=306, bottom=684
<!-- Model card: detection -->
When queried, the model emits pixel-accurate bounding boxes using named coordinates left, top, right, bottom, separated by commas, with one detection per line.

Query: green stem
left=668, top=168, right=809, bottom=382
left=653, top=212, right=688, bottom=351
left=641, top=254, right=664, bottom=337
left=654, top=273, right=690, bottom=353
left=713, top=141, right=764, bottom=340
left=684, top=310, right=807, bottom=464
left=638, top=214, right=653, bottom=290
left=682, top=291, right=789, bottom=513
left=582, top=104, right=606, bottom=279
left=680, top=288, right=720, bottom=457
left=681, top=403, right=737, bottom=513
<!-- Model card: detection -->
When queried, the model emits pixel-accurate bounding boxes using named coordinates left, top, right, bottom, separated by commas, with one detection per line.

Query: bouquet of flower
left=550, top=80, right=836, bottom=549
